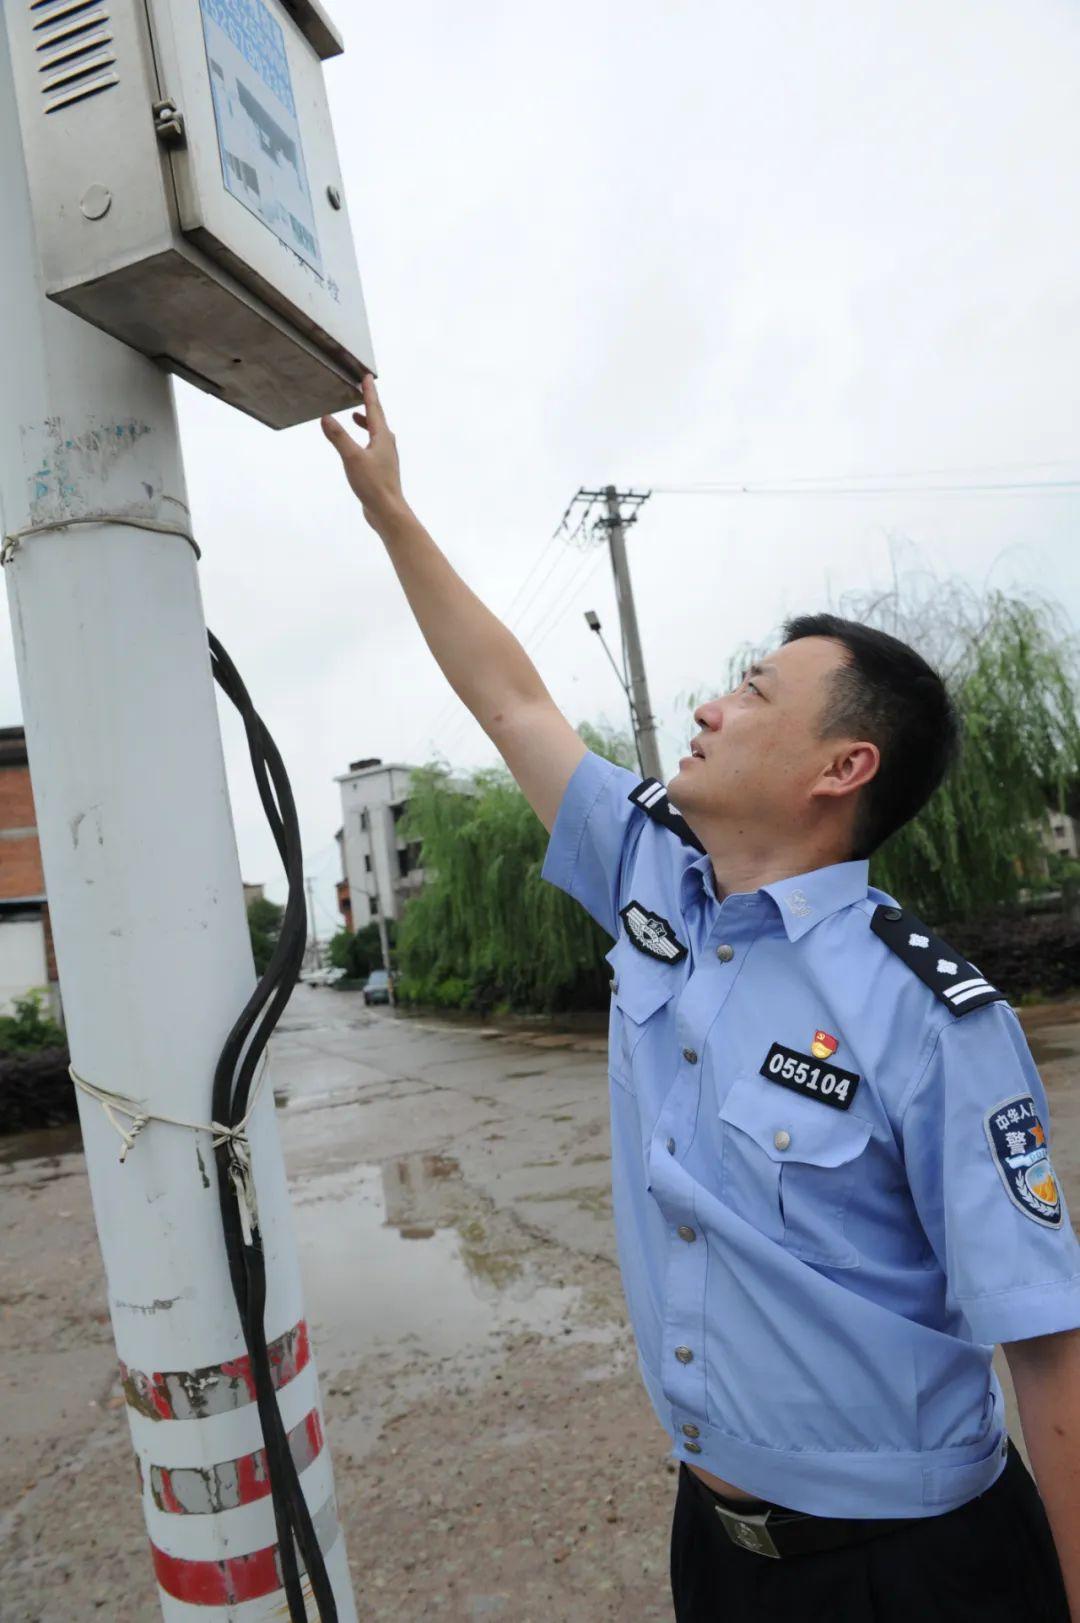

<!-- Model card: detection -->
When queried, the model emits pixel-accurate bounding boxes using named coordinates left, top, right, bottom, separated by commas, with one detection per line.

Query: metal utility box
left=10, top=0, right=374, bottom=429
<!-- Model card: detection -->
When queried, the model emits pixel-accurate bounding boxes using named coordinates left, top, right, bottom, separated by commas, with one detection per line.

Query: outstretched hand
left=320, top=374, right=407, bottom=533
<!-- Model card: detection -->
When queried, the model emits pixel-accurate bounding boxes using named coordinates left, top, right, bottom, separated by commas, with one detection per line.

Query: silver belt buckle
left=712, top=1503, right=782, bottom=1559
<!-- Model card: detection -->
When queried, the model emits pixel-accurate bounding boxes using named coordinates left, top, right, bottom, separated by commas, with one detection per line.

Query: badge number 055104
left=760, top=1042, right=860, bottom=1111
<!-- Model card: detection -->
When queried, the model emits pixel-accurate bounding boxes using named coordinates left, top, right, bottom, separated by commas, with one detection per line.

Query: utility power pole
left=563, top=486, right=663, bottom=781
left=306, top=877, right=323, bottom=970
left=375, top=912, right=396, bottom=1007
left=0, top=15, right=355, bottom=1620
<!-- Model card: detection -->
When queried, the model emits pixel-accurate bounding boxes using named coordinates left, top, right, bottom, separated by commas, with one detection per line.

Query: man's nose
left=694, top=699, right=724, bottom=731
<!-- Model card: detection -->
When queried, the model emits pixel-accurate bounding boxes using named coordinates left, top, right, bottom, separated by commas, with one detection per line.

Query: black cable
left=207, top=630, right=338, bottom=1622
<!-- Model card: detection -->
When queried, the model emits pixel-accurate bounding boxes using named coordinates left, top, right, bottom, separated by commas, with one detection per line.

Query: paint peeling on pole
left=120, top=1319, right=312, bottom=1420
left=149, top=1408, right=323, bottom=1514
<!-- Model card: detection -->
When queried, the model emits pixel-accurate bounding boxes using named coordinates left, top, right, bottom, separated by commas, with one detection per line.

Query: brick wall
left=0, top=754, right=45, bottom=903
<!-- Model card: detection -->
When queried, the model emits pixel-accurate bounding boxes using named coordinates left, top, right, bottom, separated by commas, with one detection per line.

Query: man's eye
left=746, top=680, right=762, bottom=696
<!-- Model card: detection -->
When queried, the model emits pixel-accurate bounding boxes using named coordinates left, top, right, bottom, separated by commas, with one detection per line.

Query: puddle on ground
left=294, top=1150, right=601, bottom=1372
left=0, top=1120, right=83, bottom=1168
left=1028, top=1036, right=1079, bottom=1067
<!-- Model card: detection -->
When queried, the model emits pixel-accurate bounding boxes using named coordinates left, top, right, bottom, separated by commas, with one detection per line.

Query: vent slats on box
left=30, top=0, right=119, bottom=113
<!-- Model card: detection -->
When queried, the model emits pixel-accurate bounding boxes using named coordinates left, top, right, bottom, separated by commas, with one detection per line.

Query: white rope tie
left=69, top=1052, right=271, bottom=1239
left=1, top=513, right=200, bottom=566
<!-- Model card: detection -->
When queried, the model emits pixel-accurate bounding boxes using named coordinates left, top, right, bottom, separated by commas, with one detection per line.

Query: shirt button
left=685, top=1441, right=703, bottom=1453
left=677, top=1225, right=696, bottom=1242
left=682, top=1423, right=701, bottom=1438
left=715, top=944, right=734, bottom=962
left=675, top=1346, right=694, bottom=1364
left=666, top=1137, right=677, bottom=1155
left=774, top=1130, right=791, bottom=1151
left=881, top=906, right=903, bottom=921
left=682, top=1047, right=698, bottom=1064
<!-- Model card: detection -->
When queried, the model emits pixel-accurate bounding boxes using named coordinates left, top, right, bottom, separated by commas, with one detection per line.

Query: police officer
left=322, top=379, right=1080, bottom=1622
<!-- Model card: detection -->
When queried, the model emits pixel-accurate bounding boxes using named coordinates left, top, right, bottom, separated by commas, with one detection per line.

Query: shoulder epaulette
left=627, top=778, right=706, bottom=854
left=869, top=904, right=1005, bottom=1018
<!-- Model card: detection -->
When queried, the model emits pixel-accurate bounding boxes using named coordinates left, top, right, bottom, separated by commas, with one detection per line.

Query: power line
left=413, top=515, right=580, bottom=754
left=416, top=531, right=588, bottom=757
left=528, top=547, right=608, bottom=659
left=436, top=536, right=613, bottom=762
left=649, top=477, right=1080, bottom=499
left=405, top=457, right=1080, bottom=764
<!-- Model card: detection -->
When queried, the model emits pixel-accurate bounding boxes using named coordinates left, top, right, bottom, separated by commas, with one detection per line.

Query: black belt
left=685, top=1465, right=915, bottom=1560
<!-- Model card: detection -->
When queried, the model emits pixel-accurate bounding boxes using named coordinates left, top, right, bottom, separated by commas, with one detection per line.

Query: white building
left=1043, top=809, right=1079, bottom=861
left=336, top=758, right=424, bottom=928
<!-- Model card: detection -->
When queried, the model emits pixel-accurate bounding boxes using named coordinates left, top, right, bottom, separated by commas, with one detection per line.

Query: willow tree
left=396, top=723, right=636, bottom=1012
left=856, top=587, right=1080, bottom=920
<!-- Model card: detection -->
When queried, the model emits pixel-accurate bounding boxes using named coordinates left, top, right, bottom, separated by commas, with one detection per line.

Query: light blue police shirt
left=541, top=749, right=1080, bottom=1518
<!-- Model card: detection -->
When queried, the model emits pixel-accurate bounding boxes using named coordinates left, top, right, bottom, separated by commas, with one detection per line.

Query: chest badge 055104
left=811, top=1029, right=839, bottom=1060
left=984, top=1094, right=1062, bottom=1227
left=760, top=1042, right=860, bottom=1111
left=619, top=900, right=688, bottom=964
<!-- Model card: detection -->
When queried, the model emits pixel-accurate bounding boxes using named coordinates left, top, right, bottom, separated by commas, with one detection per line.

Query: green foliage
left=862, top=590, right=1080, bottom=920
left=0, top=990, right=66, bottom=1055
left=396, top=722, right=635, bottom=1012
left=247, top=896, right=284, bottom=977
left=326, top=921, right=393, bottom=980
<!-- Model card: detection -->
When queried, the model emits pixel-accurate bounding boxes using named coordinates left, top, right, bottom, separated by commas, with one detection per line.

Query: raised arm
left=321, top=378, right=585, bottom=831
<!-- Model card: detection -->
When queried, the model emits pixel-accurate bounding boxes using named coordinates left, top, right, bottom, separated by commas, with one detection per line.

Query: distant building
left=1043, top=810, right=1079, bottom=862
left=0, top=727, right=61, bottom=1018
left=242, top=882, right=266, bottom=909
left=335, top=758, right=424, bottom=929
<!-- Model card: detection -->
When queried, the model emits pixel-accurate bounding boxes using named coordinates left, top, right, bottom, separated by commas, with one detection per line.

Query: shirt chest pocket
left=718, top=1073, right=873, bottom=1268
left=605, top=941, right=677, bottom=1092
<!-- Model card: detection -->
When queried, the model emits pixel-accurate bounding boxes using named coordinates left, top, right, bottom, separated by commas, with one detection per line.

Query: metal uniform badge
left=619, top=900, right=688, bottom=964
left=984, top=1094, right=1062, bottom=1227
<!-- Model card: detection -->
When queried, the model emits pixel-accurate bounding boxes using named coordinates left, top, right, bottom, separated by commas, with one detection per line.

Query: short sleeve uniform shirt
left=541, top=750, right=1080, bottom=1518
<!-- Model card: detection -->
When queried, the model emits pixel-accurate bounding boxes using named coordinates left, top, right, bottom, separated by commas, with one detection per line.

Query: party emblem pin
left=811, top=1029, right=839, bottom=1060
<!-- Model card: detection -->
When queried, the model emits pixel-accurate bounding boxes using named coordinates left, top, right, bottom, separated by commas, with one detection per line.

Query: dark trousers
left=670, top=1440, right=1070, bottom=1621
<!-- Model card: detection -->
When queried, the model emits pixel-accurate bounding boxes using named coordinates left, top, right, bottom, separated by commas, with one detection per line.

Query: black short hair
left=781, top=613, right=960, bottom=859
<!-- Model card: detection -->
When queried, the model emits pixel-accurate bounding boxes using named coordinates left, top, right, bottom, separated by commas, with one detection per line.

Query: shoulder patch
left=870, top=904, right=1004, bottom=1018
left=984, top=1094, right=1062, bottom=1226
left=627, top=778, right=705, bottom=853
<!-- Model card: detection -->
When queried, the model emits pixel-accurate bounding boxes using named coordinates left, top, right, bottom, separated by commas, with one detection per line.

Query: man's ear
left=811, top=741, right=880, bottom=803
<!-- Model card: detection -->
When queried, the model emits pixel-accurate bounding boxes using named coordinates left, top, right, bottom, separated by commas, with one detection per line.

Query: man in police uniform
left=322, top=379, right=1080, bottom=1621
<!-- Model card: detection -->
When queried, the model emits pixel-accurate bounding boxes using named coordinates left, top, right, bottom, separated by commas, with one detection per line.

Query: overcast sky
left=3, top=0, right=1079, bottom=935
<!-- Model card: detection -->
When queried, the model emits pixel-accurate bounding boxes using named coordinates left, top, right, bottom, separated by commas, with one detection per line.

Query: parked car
left=363, top=969, right=392, bottom=1005
left=301, top=965, right=346, bottom=987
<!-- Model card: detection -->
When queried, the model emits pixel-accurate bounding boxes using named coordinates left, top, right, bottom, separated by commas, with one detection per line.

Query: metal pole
left=603, top=485, right=664, bottom=781
left=0, top=17, right=356, bottom=1619
left=306, top=877, right=323, bottom=969
left=375, top=912, right=396, bottom=1007
left=585, top=615, right=645, bottom=777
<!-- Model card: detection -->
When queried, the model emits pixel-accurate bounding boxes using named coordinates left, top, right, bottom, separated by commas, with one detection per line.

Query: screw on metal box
left=327, top=185, right=342, bottom=209
left=152, top=99, right=186, bottom=145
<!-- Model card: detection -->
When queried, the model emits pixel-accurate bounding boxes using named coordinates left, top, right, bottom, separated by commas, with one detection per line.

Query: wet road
left=2, top=987, right=1080, bottom=1620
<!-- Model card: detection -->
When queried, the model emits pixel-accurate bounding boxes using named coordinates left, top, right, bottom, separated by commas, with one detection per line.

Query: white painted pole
left=0, top=15, right=356, bottom=1620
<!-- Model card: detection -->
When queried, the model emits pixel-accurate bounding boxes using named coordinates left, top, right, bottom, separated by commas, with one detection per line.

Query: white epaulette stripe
left=639, top=783, right=666, bottom=808
left=949, top=983, right=995, bottom=1006
left=944, top=976, right=989, bottom=998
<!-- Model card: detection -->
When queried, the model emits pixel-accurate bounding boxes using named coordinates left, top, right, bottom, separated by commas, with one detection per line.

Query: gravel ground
left=2, top=988, right=1079, bottom=1621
